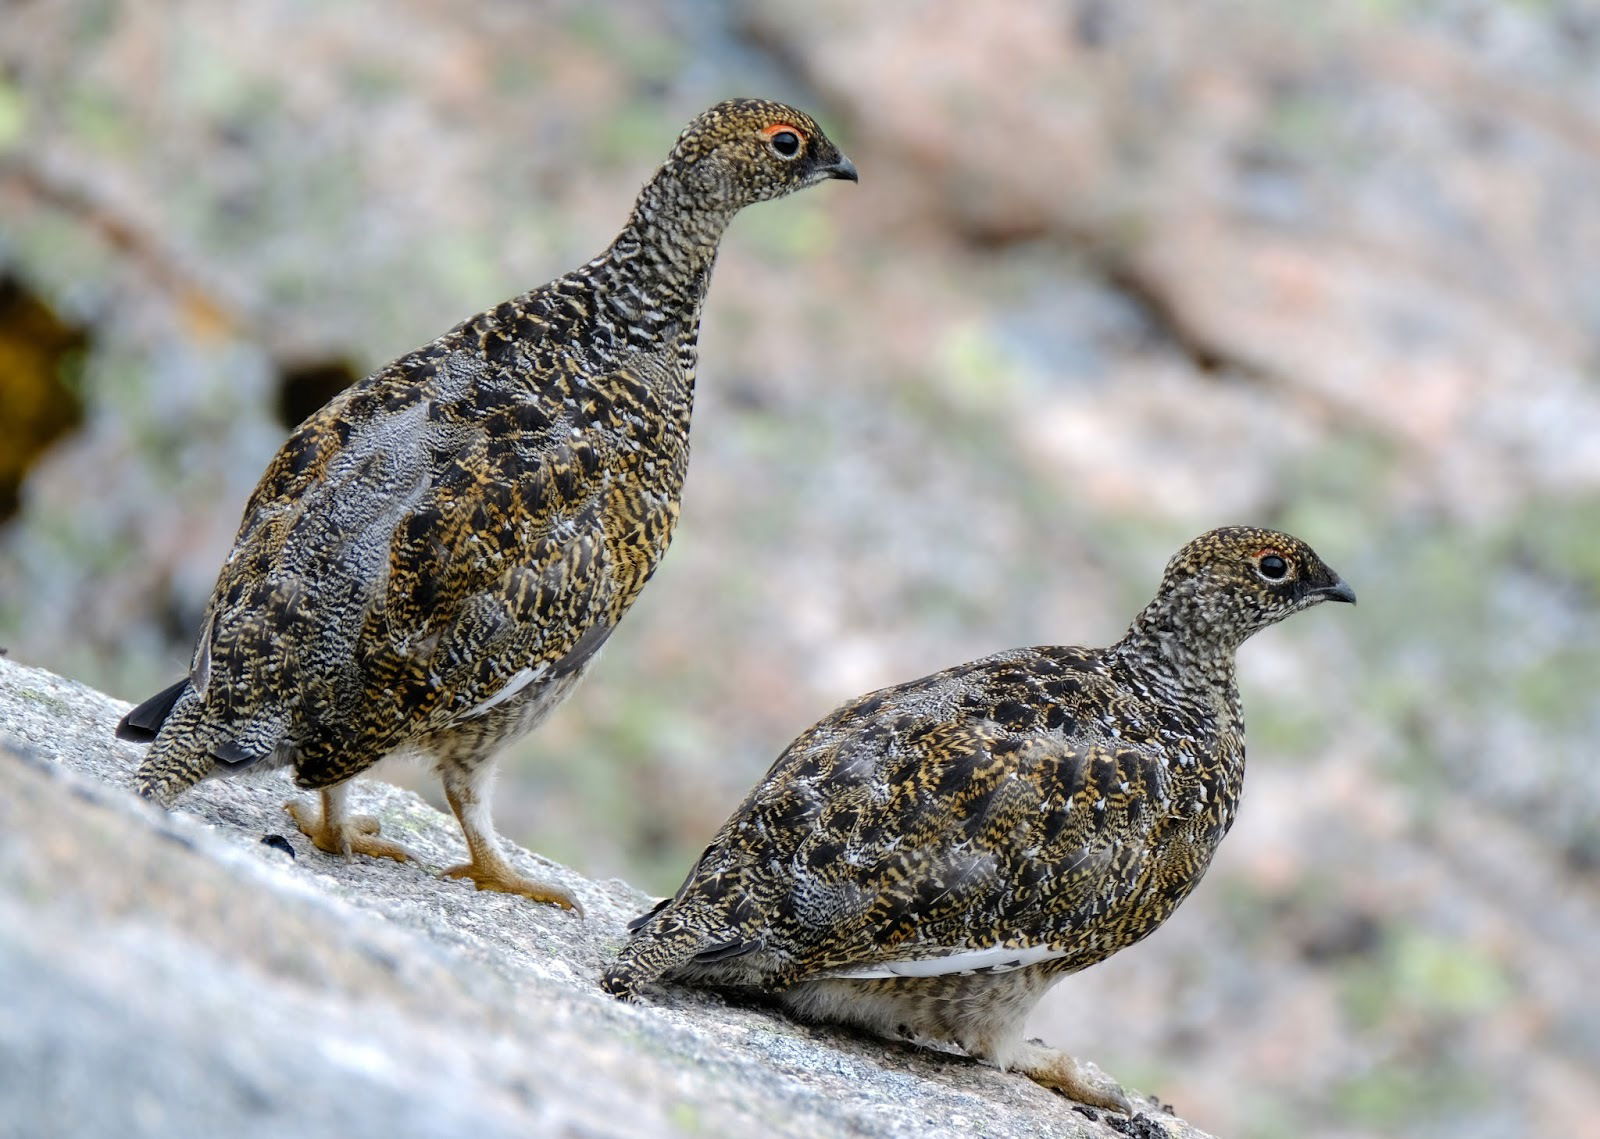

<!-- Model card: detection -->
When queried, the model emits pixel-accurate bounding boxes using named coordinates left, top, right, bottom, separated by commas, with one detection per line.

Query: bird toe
left=441, top=860, right=583, bottom=915
left=1009, top=1041, right=1133, bottom=1115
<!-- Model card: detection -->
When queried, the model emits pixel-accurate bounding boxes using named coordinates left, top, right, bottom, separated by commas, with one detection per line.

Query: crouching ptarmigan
left=118, top=99, right=857, bottom=913
left=603, top=527, right=1354, bottom=1109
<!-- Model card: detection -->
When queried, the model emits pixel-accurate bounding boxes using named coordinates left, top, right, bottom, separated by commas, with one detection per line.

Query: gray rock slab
left=0, top=655, right=1215, bottom=1139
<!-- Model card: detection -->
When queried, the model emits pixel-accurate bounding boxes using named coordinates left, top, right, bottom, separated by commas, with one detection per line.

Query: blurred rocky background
left=0, top=2, right=1595, bottom=1136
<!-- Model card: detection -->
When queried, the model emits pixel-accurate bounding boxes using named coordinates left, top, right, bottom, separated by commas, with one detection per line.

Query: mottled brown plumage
left=120, top=99, right=856, bottom=909
left=603, top=527, right=1354, bottom=1108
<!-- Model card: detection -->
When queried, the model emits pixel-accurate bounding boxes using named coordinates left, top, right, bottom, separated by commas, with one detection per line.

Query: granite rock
left=0, top=655, right=1214, bottom=1139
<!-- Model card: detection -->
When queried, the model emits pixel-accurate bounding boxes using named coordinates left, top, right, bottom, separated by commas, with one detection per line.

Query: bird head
left=663, top=98, right=858, bottom=210
left=1144, top=526, right=1356, bottom=651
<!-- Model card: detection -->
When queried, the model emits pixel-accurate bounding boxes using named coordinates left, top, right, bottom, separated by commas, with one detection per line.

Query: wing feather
left=191, top=350, right=673, bottom=780
left=667, top=652, right=1174, bottom=983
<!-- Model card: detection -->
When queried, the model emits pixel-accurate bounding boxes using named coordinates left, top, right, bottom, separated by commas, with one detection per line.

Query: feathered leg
left=600, top=923, right=718, bottom=999
left=285, top=781, right=414, bottom=863
left=132, top=694, right=217, bottom=805
left=780, top=976, right=1133, bottom=1113
left=438, top=755, right=580, bottom=912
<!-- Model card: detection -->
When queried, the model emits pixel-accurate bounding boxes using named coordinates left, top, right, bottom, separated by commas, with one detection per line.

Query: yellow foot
left=284, top=800, right=414, bottom=864
left=441, top=859, right=583, bottom=914
left=1013, top=1041, right=1133, bottom=1114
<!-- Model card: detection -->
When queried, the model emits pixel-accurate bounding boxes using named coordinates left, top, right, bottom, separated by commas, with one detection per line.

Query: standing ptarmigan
left=118, top=99, right=857, bottom=912
left=603, top=527, right=1355, bottom=1109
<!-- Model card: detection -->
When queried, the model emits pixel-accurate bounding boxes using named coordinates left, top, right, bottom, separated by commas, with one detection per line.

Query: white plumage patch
left=823, top=942, right=1068, bottom=980
left=463, top=664, right=548, bottom=718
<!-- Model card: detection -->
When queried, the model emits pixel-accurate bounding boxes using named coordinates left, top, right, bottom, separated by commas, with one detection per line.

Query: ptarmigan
left=118, top=99, right=857, bottom=912
left=603, top=527, right=1354, bottom=1108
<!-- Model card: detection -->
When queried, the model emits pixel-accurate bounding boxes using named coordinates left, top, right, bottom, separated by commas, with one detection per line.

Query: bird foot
left=441, top=857, right=583, bottom=914
left=284, top=799, right=414, bottom=864
left=1011, top=1041, right=1133, bottom=1115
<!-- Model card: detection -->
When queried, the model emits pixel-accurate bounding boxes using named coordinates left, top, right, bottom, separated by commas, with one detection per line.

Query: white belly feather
left=823, top=942, right=1068, bottom=980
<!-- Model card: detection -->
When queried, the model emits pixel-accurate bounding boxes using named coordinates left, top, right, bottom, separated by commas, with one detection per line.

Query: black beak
left=1313, top=578, right=1357, bottom=605
left=821, top=154, right=859, bottom=183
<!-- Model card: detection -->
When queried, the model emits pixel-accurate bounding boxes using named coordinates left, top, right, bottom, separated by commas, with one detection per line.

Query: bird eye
left=768, top=129, right=802, bottom=158
left=1257, top=553, right=1289, bottom=580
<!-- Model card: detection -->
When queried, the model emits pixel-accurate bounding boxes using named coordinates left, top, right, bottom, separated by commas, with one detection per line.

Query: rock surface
left=0, top=654, right=1213, bottom=1139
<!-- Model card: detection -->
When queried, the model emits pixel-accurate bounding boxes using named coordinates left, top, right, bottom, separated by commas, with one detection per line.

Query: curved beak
left=1313, top=578, right=1358, bottom=605
left=820, top=153, right=859, bottom=183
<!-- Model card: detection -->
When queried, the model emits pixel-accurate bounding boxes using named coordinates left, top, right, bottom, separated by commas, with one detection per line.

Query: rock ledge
left=0, top=655, right=1216, bottom=1139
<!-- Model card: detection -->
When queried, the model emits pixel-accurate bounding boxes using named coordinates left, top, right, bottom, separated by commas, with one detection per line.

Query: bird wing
left=669, top=657, right=1177, bottom=982
left=802, top=729, right=1168, bottom=978
left=194, top=345, right=676, bottom=775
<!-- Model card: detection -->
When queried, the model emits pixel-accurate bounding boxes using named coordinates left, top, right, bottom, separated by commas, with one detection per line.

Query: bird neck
left=1111, top=593, right=1242, bottom=707
left=590, top=166, right=737, bottom=347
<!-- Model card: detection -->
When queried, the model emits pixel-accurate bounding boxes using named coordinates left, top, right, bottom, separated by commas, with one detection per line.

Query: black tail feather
left=116, top=679, right=190, bottom=742
left=627, top=896, right=672, bottom=933
left=209, top=736, right=270, bottom=768
left=692, top=937, right=763, bottom=964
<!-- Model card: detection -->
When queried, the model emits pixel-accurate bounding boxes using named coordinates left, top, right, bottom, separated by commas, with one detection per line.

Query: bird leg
left=285, top=782, right=414, bottom=864
left=439, top=760, right=582, bottom=914
left=1006, top=1039, right=1133, bottom=1114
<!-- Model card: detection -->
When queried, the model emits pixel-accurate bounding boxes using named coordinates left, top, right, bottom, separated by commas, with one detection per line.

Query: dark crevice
left=727, top=4, right=1282, bottom=397
left=951, top=213, right=1285, bottom=383
left=276, top=358, right=360, bottom=429
left=925, top=197, right=1281, bottom=384
left=1095, top=255, right=1402, bottom=439
left=0, top=275, right=90, bottom=523
left=954, top=214, right=1058, bottom=253
left=946, top=206, right=1387, bottom=438
left=1099, top=258, right=1272, bottom=379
